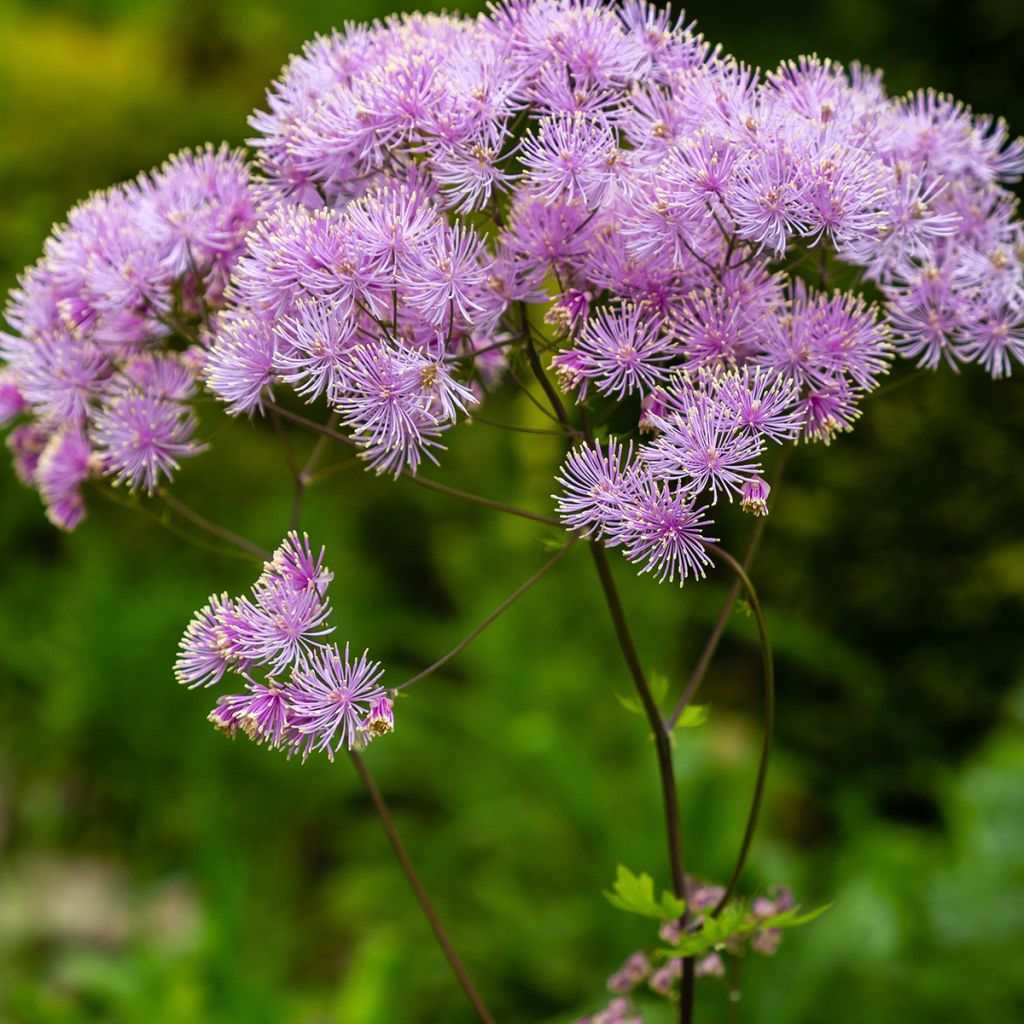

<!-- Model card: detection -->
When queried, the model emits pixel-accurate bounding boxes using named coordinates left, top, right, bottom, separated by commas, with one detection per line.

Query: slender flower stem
left=523, top=326, right=575, bottom=436
left=290, top=430, right=332, bottom=530
left=666, top=518, right=766, bottom=728
left=264, top=402, right=559, bottom=526
left=349, top=751, right=497, bottom=1024
left=402, top=473, right=561, bottom=527
left=94, top=485, right=263, bottom=564
left=700, top=544, right=775, bottom=916
left=586, top=546, right=686, bottom=890
left=587, top=543, right=695, bottom=1024
left=264, top=402, right=358, bottom=448
left=469, top=413, right=568, bottom=437
left=307, top=456, right=361, bottom=485
left=507, top=365, right=567, bottom=427
left=158, top=489, right=272, bottom=561
left=395, top=540, right=575, bottom=692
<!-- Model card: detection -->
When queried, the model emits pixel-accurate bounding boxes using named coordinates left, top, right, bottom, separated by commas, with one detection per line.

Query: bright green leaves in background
left=604, top=866, right=686, bottom=921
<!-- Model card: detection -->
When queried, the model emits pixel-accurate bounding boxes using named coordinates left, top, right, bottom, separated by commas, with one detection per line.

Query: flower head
left=284, top=643, right=387, bottom=759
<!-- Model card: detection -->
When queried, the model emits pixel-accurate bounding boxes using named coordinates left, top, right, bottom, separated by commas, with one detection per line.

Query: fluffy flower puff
left=520, top=113, right=620, bottom=207
left=91, top=391, right=204, bottom=494
left=175, top=592, right=238, bottom=689
left=610, top=475, right=716, bottom=585
left=36, top=428, right=98, bottom=530
left=283, top=643, right=387, bottom=759
left=554, top=437, right=639, bottom=539
left=553, top=302, right=679, bottom=398
left=642, top=401, right=765, bottom=502
left=331, top=341, right=476, bottom=476
left=754, top=281, right=891, bottom=391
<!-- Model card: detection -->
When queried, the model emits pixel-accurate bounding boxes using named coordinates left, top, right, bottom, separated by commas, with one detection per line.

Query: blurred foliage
left=1, top=1, right=1023, bottom=1022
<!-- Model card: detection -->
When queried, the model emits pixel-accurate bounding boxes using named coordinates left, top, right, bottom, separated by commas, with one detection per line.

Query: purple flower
left=800, top=381, right=861, bottom=443
left=284, top=643, right=387, bottom=758
left=264, top=531, right=334, bottom=597
left=91, top=391, right=203, bottom=493
left=404, top=223, right=491, bottom=326
left=36, top=428, right=95, bottom=530
left=332, top=342, right=475, bottom=477
left=612, top=477, right=716, bottom=585
left=227, top=579, right=334, bottom=676
left=606, top=951, right=651, bottom=994
left=642, top=402, right=765, bottom=502
left=0, top=370, right=27, bottom=425
left=741, top=475, right=771, bottom=516
left=648, top=958, right=683, bottom=996
left=566, top=302, right=679, bottom=398
left=954, top=298, right=1024, bottom=379
left=214, top=679, right=293, bottom=749
left=274, top=300, right=359, bottom=402
left=204, top=314, right=277, bottom=414
left=6, top=422, right=48, bottom=485
left=175, top=593, right=237, bottom=689
left=13, top=330, right=111, bottom=428
left=361, top=693, right=395, bottom=738
left=715, top=368, right=803, bottom=442
left=521, top=113, right=618, bottom=206
left=554, top=438, right=638, bottom=539
left=755, top=281, right=891, bottom=391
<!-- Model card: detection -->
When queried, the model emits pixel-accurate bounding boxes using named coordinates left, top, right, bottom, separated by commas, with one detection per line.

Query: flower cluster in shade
left=175, top=532, right=393, bottom=758
left=576, top=882, right=796, bottom=1022
left=3, top=0, right=1022, bottom=566
left=0, top=146, right=262, bottom=528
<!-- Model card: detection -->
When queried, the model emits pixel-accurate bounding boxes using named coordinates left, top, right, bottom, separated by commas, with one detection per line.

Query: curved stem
left=666, top=518, right=766, bottom=729
left=396, top=540, right=575, bottom=692
left=667, top=448, right=788, bottom=729
left=700, top=544, right=775, bottom=916
left=94, top=486, right=264, bottom=564
left=158, top=489, right=271, bottom=561
left=587, top=545, right=685, bottom=895
left=264, top=403, right=358, bottom=448
left=523, top=327, right=574, bottom=435
left=349, top=752, right=496, bottom=1024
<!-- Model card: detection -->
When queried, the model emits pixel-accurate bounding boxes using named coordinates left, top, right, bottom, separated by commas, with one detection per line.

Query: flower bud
left=741, top=476, right=771, bottom=516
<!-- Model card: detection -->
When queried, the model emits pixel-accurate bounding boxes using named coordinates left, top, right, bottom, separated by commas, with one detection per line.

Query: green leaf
left=604, top=865, right=687, bottom=921
left=758, top=903, right=833, bottom=929
left=615, top=672, right=669, bottom=717
left=648, top=671, right=670, bottom=704
left=614, top=691, right=645, bottom=716
left=657, top=901, right=832, bottom=958
left=673, top=704, right=709, bottom=729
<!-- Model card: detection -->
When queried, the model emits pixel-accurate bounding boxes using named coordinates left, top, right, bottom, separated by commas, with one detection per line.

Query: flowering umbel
left=176, top=533, right=391, bottom=758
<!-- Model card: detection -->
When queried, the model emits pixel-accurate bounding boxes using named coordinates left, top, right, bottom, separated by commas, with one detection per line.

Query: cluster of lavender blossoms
left=0, top=146, right=262, bottom=527
left=176, top=532, right=393, bottom=757
left=1, top=2, right=1022, bottom=1019
left=3, top=2, right=1020, bottom=579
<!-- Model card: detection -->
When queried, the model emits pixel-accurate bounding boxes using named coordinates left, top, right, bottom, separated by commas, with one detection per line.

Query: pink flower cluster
left=0, top=146, right=261, bottom=527
left=2, top=0, right=1021, bottom=585
left=176, top=532, right=393, bottom=759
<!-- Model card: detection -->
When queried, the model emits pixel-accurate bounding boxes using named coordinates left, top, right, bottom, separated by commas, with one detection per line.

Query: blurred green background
left=1, top=1, right=1023, bottom=1022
